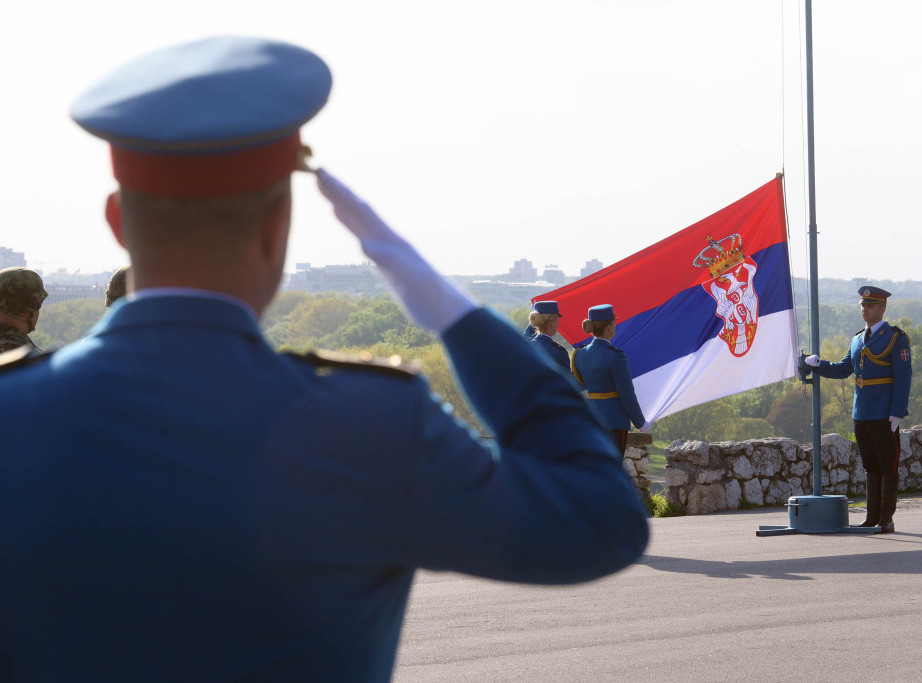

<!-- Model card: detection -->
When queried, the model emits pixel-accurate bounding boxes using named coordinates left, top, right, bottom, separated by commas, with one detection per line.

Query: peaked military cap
left=70, top=36, right=332, bottom=197
left=533, top=301, right=561, bottom=316
left=858, top=286, right=891, bottom=304
left=587, top=304, right=616, bottom=322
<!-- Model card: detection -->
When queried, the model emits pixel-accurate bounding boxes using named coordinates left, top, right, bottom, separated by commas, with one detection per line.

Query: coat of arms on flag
left=695, top=234, right=759, bottom=358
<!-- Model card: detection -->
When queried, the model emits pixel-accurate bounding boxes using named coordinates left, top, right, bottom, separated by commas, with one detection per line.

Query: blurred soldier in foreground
left=805, top=286, right=912, bottom=533
left=0, top=267, right=47, bottom=353
left=105, top=265, right=131, bottom=307
left=0, top=37, right=648, bottom=681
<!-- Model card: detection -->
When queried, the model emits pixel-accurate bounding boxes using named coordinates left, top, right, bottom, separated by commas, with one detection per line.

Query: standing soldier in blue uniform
left=0, top=37, right=648, bottom=681
left=571, top=304, right=651, bottom=458
left=528, top=300, right=570, bottom=371
left=805, top=286, right=912, bottom=533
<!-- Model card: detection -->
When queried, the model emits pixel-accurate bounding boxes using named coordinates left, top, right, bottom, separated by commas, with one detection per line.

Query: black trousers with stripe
left=854, top=419, right=900, bottom=474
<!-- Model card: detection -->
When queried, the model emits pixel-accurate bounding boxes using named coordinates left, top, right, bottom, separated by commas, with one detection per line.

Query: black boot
left=878, top=472, right=899, bottom=533
left=858, top=472, right=881, bottom=527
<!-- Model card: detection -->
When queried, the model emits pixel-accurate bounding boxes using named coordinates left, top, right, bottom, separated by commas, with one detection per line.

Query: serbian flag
left=535, top=176, right=796, bottom=422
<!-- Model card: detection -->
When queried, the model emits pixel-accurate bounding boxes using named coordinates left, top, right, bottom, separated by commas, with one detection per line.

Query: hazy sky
left=2, top=0, right=920, bottom=285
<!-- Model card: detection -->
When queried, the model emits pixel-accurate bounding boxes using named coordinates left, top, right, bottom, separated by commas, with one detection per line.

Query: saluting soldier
left=0, top=267, right=48, bottom=353
left=528, top=300, right=570, bottom=371
left=571, top=304, right=651, bottom=458
left=805, top=286, right=912, bottom=533
left=0, top=37, right=648, bottom=681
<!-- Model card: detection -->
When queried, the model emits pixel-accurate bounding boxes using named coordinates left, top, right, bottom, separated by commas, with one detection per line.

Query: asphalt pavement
left=394, top=498, right=922, bottom=682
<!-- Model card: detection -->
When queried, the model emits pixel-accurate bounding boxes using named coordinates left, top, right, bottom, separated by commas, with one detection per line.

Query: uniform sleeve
left=552, top=343, right=571, bottom=373
left=816, top=345, right=855, bottom=379
left=891, top=332, right=912, bottom=418
left=610, top=352, right=646, bottom=429
left=405, top=308, right=649, bottom=585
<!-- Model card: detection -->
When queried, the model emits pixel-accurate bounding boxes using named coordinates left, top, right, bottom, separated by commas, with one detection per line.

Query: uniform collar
left=866, top=320, right=887, bottom=336
left=91, top=293, right=264, bottom=341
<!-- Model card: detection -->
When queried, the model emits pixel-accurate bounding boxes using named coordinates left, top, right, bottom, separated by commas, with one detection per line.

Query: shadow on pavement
left=640, top=547, right=922, bottom=580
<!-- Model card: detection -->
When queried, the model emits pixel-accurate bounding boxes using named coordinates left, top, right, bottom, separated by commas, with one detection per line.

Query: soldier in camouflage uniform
left=0, top=267, right=48, bottom=353
left=105, top=265, right=131, bottom=307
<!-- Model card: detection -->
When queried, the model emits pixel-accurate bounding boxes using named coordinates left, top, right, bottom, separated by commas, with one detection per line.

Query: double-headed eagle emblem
left=694, top=234, right=759, bottom=357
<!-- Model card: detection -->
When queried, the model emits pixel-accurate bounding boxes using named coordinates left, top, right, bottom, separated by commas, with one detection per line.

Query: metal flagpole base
left=756, top=495, right=880, bottom=536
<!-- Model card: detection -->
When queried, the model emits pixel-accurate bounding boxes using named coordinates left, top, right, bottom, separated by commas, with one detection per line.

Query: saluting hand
left=315, top=168, right=476, bottom=334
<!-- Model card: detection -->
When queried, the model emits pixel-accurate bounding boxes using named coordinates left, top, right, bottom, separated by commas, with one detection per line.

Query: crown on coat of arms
left=693, top=234, right=746, bottom=277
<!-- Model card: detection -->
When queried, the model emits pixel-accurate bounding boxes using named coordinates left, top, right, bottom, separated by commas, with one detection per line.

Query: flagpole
left=805, top=0, right=822, bottom=496
left=756, top=0, right=879, bottom=535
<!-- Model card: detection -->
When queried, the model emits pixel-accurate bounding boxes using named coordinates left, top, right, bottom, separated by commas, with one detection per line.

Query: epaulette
left=285, top=349, right=419, bottom=379
left=892, top=325, right=910, bottom=344
left=0, top=346, right=53, bottom=375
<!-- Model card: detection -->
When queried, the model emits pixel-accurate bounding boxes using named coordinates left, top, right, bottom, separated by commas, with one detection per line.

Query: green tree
left=322, top=298, right=410, bottom=348
left=263, top=290, right=311, bottom=329
left=654, top=398, right=740, bottom=443
left=765, top=384, right=813, bottom=443
left=30, top=298, right=106, bottom=350
left=727, top=381, right=788, bottom=419
left=270, top=294, right=362, bottom=349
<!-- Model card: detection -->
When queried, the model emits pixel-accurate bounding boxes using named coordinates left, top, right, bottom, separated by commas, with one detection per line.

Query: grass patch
left=647, top=440, right=668, bottom=479
left=646, top=490, right=684, bottom=518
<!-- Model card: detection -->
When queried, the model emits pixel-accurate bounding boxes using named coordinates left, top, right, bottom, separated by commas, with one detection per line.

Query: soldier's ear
left=105, top=191, right=125, bottom=247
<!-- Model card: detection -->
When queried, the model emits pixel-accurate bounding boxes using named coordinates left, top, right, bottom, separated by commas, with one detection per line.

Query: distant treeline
left=29, top=289, right=922, bottom=444
left=792, top=277, right=922, bottom=304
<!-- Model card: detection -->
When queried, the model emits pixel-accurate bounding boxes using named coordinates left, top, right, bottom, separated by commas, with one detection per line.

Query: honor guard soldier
left=571, top=304, right=651, bottom=458
left=0, top=267, right=48, bottom=353
left=528, top=300, right=570, bottom=371
left=0, top=37, right=648, bottom=681
left=805, top=286, right=912, bottom=533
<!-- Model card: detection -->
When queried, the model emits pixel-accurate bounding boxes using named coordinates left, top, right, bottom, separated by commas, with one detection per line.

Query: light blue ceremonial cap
left=587, top=304, right=616, bottom=322
left=533, top=301, right=561, bottom=316
left=70, top=36, right=332, bottom=196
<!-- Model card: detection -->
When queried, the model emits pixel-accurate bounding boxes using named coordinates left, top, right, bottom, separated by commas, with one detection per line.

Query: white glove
left=805, top=354, right=820, bottom=368
left=639, top=421, right=652, bottom=434
left=316, top=168, right=477, bottom=334
left=889, top=416, right=901, bottom=432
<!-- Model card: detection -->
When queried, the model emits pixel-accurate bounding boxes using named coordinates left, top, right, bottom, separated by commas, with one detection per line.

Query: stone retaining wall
left=484, top=433, right=655, bottom=502
left=623, top=442, right=652, bottom=502
left=664, top=427, right=922, bottom=515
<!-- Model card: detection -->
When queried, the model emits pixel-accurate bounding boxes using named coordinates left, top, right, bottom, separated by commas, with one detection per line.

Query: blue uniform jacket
left=0, top=295, right=648, bottom=682
left=571, top=337, right=646, bottom=430
left=813, top=321, right=912, bottom=420
left=531, top=333, right=570, bottom=372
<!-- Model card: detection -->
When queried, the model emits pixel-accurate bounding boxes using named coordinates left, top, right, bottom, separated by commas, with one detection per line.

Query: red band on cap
left=110, top=133, right=302, bottom=196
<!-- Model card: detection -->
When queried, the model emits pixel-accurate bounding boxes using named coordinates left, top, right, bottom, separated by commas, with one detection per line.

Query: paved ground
left=393, top=497, right=922, bottom=682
